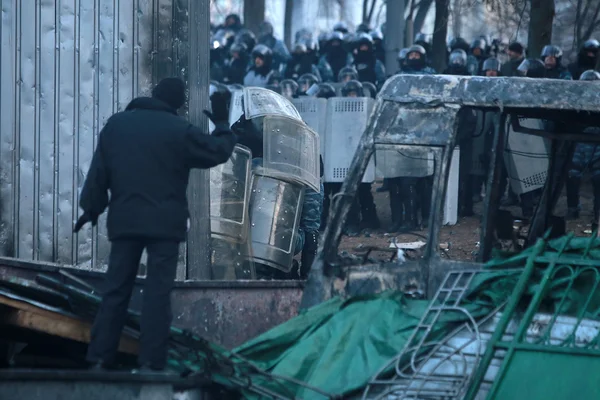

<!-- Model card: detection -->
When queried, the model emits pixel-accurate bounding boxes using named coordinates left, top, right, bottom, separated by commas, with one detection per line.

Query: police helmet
left=449, top=49, right=468, bottom=66
left=333, top=22, right=349, bottom=34
left=213, top=28, right=236, bottom=50
left=580, top=70, right=600, bottom=81
left=251, top=44, right=273, bottom=66
left=482, top=57, right=501, bottom=72
left=280, top=79, right=299, bottom=98
left=541, top=45, right=563, bottom=61
left=295, top=28, right=312, bottom=43
left=415, top=32, right=429, bottom=45
left=370, top=29, right=383, bottom=42
left=267, top=70, right=282, bottom=86
left=354, top=32, right=374, bottom=50
left=259, top=21, right=274, bottom=38
left=302, top=37, right=319, bottom=53
left=229, top=42, right=248, bottom=57
left=292, top=43, right=308, bottom=54
left=329, top=31, right=345, bottom=43
left=338, top=66, right=359, bottom=82
left=517, top=58, right=545, bottom=78
left=361, top=81, right=377, bottom=98
left=297, top=73, right=320, bottom=92
left=470, top=38, right=486, bottom=51
left=582, top=39, right=600, bottom=52
left=235, top=29, right=256, bottom=52
left=316, top=83, right=337, bottom=99
left=341, top=80, right=364, bottom=97
left=449, top=37, right=470, bottom=52
left=357, top=23, right=371, bottom=34
left=407, top=44, right=427, bottom=58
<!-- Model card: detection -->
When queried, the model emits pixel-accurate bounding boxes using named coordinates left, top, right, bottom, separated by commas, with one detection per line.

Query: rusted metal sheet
left=0, top=0, right=191, bottom=275
left=0, top=259, right=302, bottom=348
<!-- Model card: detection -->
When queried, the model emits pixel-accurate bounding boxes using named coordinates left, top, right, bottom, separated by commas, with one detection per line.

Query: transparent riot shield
left=261, top=115, right=320, bottom=192
left=243, top=86, right=302, bottom=121
left=323, top=97, right=376, bottom=183
left=228, top=89, right=244, bottom=127
left=246, top=172, right=305, bottom=273
left=374, top=145, right=435, bottom=178
left=504, top=117, right=550, bottom=195
left=209, top=144, right=255, bottom=279
left=291, top=97, right=327, bottom=153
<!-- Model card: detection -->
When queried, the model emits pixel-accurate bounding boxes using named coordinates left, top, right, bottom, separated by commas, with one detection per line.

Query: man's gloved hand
left=73, top=212, right=98, bottom=233
left=203, top=91, right=231, bottom=129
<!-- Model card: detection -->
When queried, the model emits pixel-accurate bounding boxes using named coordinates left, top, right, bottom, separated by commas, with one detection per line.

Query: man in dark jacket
left=76, top=77, right=237, bottom=371
left=501, top=42, right=525, bottom=77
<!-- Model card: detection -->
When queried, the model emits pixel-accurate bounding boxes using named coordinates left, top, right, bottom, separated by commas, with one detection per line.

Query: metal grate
left=522, top=170, right=547, bottom=188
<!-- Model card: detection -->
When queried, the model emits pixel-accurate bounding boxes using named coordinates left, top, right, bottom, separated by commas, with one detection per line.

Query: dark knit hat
left=508, top=42, right=524, bottom=55
left=152, top=77, right=186, bottom=110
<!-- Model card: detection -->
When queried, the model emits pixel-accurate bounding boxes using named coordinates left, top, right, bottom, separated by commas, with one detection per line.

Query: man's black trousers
left=86, top=238, right=180, bottom=369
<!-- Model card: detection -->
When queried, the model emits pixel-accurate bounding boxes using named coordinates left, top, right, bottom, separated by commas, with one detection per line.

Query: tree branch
left=367, top=0, right=378, bottom=24
left=582, top=0, right=600, bottom=43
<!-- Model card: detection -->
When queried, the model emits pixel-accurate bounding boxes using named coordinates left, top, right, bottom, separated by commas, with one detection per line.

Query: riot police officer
left=397, top=48, right=409, bottom=73
left=352, top=33, right=386, bottom=88
left=223, top=42, right=249, bottom=85
left=540, top=45, right=572, bottom=80
left=338, top=66, right=359, bottom=83
left=244, top=44, right=276, bottom=87
left=320, top=32, right=354, bottom=82
left=566, top=70, right=600, bottom=224
left=284, top=42, right=323, bottom=81
left=297, top=73, right=321, bottom=96
left=370, top=29, right=385, bottom=63
left=467, top=38, right=487, bottom=75
left=568, top=39, right=599, bottom=80
left=444, top=49, right=470, bottom=75
left=402, top=45, right=436, bottom=74
left=258, top=21, right=291, bottom=71
left=482, top=57, right=501, bottom=77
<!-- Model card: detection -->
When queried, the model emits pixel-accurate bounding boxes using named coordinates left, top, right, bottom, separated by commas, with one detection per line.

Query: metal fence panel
left=0, top=0, right=188, bottom=275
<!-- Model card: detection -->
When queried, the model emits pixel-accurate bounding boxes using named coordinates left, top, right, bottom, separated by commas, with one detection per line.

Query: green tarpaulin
left=233, top=236, right=600, bottom=399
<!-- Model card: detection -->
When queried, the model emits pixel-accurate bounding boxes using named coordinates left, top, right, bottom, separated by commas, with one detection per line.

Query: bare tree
left=432, top=0, right=450, bottom=71
left=363, top=0, right=378, bottom=25
left=284, top=0, right=293, bottom=48
left=414, top=0, right=435, bottom=36
left=574, top=0, right=600, bottom=49
left=243, top=0, right=265, bottom=35
left=528, top=0, right=555, bottom=58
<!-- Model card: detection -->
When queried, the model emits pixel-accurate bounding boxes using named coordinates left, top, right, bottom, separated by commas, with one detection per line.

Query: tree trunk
left=284, top=0, right=293, bottom=49
left=243, top=0, right=266, bottom=37
left=385, top=0, right=406, bottom=74
left=413, top=0, right=434, bottom=36
left=527, top=0, right=555, bottom=58
left=432, top=0, right=449, bottom=73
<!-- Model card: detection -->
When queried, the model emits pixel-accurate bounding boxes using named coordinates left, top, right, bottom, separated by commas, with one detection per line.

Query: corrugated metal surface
left=0, top=0, right=186, bottom=273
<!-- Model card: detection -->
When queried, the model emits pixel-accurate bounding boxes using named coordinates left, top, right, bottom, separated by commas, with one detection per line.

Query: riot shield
left=209, top=144, right=255, bottom=279
left=243, top=86, right=302, bottom=121
left=246, top=172, right=305, bottom=273
left=228, top=89, right=244, bottom=127
left=261, top=115, right=320, bottom=192
left=374, top=145, right=435, bottom=178
left=504, top=117, right=550, bottom=195
left=291, top=97, right=327, bottom=153
left=323, top=97, right=376, bottom=183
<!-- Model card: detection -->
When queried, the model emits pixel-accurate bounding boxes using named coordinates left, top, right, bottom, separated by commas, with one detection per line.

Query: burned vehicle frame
left=301, top=74, right=600, bottom=309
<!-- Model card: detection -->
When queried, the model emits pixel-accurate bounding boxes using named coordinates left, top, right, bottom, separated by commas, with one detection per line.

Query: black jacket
left=79, top=97, right=237, bottom=241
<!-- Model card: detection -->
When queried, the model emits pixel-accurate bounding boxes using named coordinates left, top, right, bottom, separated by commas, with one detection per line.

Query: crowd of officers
left=211, top=13, right=600, bottom=233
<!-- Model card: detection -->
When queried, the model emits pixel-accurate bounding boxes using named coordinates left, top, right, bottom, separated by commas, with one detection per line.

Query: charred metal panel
left=379, top=74, right=600, bottom=113
left=0, top=0, right=189, bottom=273
left=0, top=260, right=302, bottom=348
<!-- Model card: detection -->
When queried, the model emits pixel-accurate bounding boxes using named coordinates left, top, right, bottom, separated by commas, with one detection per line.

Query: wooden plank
left=0, top=294, right=138, bottom=355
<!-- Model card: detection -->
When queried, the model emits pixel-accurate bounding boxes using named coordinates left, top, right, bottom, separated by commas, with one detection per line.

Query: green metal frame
left=464, top=234, right=600, bottom=399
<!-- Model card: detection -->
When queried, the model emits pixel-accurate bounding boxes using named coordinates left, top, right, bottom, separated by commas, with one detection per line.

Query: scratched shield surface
left=0, top=0, right=189, bottom=274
